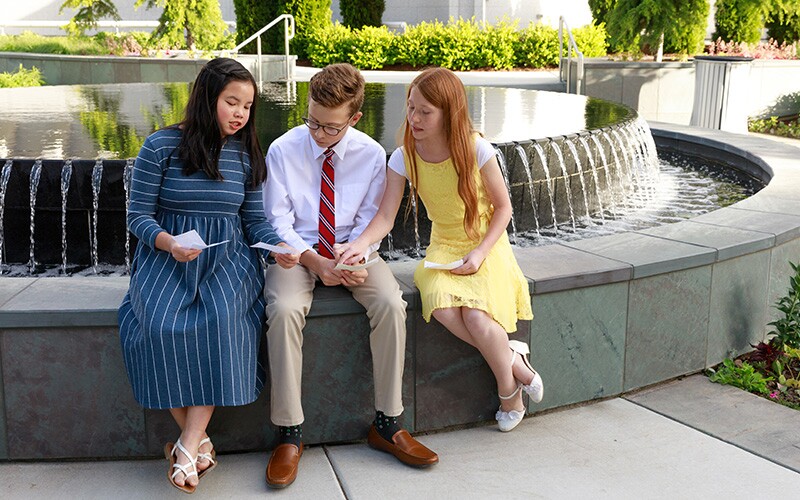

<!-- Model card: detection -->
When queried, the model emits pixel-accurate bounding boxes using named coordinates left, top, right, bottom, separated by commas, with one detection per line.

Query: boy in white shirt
left=262, top=63, right=438, bottom=489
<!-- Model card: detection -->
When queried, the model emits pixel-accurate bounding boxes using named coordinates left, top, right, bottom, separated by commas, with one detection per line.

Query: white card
left=335, top=257, right=380, bottom=271
left=250, top=242, right=299, bottom=254
left=173, top=230, right=229, bottom=250
left=424, top=259, right=464, bottom=270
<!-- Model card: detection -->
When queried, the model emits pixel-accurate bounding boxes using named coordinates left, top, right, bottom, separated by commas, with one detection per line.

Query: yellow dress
left=404, top=145, right=533, bottom=333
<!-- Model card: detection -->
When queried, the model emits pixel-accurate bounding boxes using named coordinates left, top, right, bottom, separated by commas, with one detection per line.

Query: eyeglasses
left=302, top=114, right=355, bottom=136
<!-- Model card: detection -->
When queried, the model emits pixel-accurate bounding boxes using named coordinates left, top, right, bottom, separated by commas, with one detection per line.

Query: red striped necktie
left=318, top=148, right=336, bottom=259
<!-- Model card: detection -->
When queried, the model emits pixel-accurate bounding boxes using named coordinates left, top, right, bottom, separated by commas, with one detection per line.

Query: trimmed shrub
left=571, top=24, right=609, bottom=58
left=305, top=23, right=354, bottom=67
left=478, top=21, right=519, bottom=70
left=514, top=23, right=560, bottom=68
left=394, top=21, right=443, bottom=68
left=308, top=18, right=608, bottom=70
left=349, top=25, right=397, bottom=69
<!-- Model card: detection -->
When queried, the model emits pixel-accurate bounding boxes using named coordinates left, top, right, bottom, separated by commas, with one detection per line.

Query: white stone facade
left=4, top=0, right=593, bottom=36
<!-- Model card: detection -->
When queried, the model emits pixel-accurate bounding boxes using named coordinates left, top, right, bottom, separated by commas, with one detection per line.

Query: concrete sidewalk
left=2, top=374, right=798, bottom=499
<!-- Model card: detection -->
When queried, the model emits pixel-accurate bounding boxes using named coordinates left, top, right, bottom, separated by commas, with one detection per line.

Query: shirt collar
left=308, top=126, right=353, bottom=162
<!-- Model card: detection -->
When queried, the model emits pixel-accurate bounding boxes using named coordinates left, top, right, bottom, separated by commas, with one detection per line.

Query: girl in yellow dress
left=339, top=67, right=542, bottom=432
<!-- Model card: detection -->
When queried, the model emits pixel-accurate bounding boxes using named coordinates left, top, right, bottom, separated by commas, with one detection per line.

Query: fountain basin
left=0, top=124, right=797, bottom=460
left=0, top=81, right=759, bottom=271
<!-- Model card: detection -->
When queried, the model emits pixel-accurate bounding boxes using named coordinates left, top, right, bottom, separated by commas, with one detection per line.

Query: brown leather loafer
left=367, top=425, right=439, bottom=468
left=266, top=443, right=303, bottom=489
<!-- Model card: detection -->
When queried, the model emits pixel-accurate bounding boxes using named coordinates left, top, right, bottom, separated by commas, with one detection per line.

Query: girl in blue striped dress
left=118, top=58, right=299, bottom=493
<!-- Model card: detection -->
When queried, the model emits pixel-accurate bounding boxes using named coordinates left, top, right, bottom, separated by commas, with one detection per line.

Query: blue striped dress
left=119, top=128, right=282, bottom=409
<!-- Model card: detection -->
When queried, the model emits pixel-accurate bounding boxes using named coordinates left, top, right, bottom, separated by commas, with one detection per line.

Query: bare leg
left=435, top=307, right=522, bottom=413
left=458, top=308, right=522, bottom=412
left=512, top=350, right=538, bottom=387
left=168, top=405, right=214, bottom=487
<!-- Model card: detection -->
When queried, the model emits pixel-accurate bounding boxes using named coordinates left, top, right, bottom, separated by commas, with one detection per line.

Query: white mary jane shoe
left=496, top=385, right=525, bottom=432
left=509, top=340, right=544, bottom=403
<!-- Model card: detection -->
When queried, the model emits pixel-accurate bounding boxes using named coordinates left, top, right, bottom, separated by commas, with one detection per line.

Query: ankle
left=374, top=411, right=401, bottom=442
left=278, top=425, right=302, bottom=447
left=179, top=431, right=204, bottom=450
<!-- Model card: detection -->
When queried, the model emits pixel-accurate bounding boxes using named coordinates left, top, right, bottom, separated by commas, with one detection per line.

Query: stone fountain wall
left=0, top=124, right=798, bottom=460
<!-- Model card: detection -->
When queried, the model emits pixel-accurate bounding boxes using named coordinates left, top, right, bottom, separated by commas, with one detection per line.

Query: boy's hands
left=272, top=242, right=300, bottom=269
left=340, top=268, right=368, bottom=286
left=334, top=243, right=367, bottom=286
left=337, top=241, right=369, bottom=266
left=300, top=246, right=368, bottom=287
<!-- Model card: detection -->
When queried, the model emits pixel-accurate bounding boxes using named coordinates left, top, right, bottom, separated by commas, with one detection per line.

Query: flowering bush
left=749, top=116, right=800, bottom=139
left=709, top=262, right=800, bottom=410
left=706, top=37, right=798, bottom=59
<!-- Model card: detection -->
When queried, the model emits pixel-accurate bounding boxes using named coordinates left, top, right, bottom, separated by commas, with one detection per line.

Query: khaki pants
left=264, top=255, right=407, bottom=426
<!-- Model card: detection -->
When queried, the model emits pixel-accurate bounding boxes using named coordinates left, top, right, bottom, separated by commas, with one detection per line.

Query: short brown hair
left=308, top=63, right=365, bottom=115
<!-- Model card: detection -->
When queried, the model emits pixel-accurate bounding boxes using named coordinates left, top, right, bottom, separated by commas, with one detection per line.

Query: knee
left=265, top=298, right=307, bottom=330
left=462, top=308, right=492, bottom=334
left=369, top=290, right=407, bottom=319
left=432, top=307, right=459, bottom=325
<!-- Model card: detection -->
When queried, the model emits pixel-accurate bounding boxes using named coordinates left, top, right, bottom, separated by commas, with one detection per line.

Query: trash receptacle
left=690, top=55, right=753, bottom=133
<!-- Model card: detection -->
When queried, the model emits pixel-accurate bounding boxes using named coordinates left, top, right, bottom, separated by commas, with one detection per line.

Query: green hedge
left=305, top=18, right=607, bottom=70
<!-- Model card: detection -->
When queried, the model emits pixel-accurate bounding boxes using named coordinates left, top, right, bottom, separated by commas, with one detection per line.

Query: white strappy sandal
left=197, top=437, right=217, bottom=479
left=165, top=439, right=198, bottom=494
left=509, top=340, right=544, bottom=403
left=496, top=385, right=525, bottom=432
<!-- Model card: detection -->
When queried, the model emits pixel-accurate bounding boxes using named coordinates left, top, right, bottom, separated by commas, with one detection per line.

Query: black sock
left=278, top=425, right=302, bottom=447
left=374, top=411, right=401, bottom=442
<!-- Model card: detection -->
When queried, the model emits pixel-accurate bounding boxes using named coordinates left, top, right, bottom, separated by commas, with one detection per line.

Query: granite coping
left=514, top=243, right=632, bottom=294
left=562, top=231, right=717, bottom=279
left=1, top=126, right=800, bottom=328
left=0, top=274, right=418, bottom=328
left=690, top=208, right=800, bottom=246
left=636, top=219, right=775, bottom=262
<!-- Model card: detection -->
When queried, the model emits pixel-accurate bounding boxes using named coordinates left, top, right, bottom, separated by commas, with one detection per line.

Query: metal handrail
left=232, top=14, right=295, bottom=84
left=558, top=16, right=584, bottom=95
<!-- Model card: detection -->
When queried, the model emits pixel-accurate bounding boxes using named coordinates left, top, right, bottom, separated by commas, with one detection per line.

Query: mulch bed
left=735, top=350, right=800, bottom=409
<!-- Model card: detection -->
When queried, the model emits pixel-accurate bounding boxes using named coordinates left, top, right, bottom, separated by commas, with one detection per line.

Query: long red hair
left=402, top=67, right=480, bottom=240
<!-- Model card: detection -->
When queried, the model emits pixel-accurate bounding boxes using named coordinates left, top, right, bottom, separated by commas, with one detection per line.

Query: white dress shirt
left=263, top=124, right=387, bottom=256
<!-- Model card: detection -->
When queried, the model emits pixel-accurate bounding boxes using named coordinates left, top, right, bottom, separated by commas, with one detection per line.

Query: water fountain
left=0, top=82, right=755, bottom=275
left=2, top=78, right=798, bottom=461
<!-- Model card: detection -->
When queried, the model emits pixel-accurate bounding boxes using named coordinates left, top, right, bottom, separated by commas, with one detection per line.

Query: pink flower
left=769, top=391, right=779, bottom=399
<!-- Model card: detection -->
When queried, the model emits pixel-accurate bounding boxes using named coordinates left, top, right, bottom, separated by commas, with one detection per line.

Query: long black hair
left=175, top=57, right=266, bottom=186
